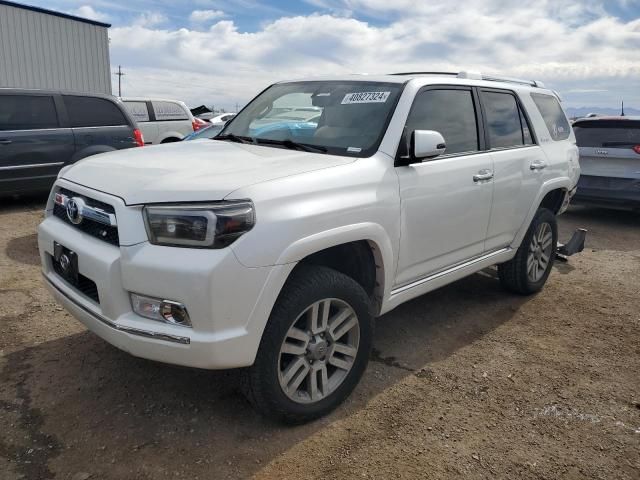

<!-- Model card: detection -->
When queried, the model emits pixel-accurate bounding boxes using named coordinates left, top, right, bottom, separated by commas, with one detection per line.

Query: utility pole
left=114, top=65, right=125, bottom=97
left=621, top=100, right=625, bottom=117
left=235, top=102, right=239, bottom=112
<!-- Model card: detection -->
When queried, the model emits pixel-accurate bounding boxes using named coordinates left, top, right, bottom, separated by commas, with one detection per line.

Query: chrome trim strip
left=55, top=192, right=118, bottom=227
left=44, top=275, right=191, bottom=345
left=391, top=248, right=511, bottom=296
left=0, top=162, right=64, bottom=171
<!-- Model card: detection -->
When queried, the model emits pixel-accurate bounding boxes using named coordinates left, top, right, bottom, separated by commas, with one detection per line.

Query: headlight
left=143, top=200, right=255, bottom=248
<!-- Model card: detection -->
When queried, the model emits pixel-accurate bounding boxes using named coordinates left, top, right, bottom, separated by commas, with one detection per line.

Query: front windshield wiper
left=215, top=133, right=254, bottom=144
left=255, top=138, right=328, bottom=153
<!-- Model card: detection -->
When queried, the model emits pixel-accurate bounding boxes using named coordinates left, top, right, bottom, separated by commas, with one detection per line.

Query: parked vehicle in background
left=203, top=113, right=236, bottom=126
left=572, top=116, right=640, bottom=209
left=0, top=89, right=142, bottom=196
left=183, top=123, right=224, bottom=141
left=39, top=71, right=581, bottom=423
left=192, top=117, right=208, bottom=131
left=121, top=98, right=195, bottom=144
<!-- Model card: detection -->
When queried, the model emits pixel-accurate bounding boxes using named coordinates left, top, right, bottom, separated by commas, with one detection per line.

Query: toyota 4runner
left=38, top=71, right=581, bottom=423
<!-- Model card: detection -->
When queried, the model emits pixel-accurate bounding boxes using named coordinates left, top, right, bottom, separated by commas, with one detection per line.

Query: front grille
left=53, top=188, right=120, bottom=246
left=51, top=255, right=100, bottom=303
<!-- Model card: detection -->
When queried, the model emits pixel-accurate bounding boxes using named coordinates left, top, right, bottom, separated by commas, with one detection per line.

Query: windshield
left=219, top=81, right=404, bottom=156
left=573, top=120, right=640, bottom=148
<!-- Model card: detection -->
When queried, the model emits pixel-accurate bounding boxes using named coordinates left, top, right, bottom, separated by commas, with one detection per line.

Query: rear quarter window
left=123, top=101, right=150, bottom=122
left=152, top=101, right=189, bottom=121
left=531, top=93, right=571, bottom=141
left=64, top=96, right=128, bottom=128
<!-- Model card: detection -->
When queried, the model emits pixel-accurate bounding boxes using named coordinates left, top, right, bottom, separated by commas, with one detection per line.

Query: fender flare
left=70, top=145, right=116, bottom=163
left=158, top=132, right=185, bottom=143
left=274, top=222, right=396, bottom=303
left=240, top=223, right=396, bottom=365
left=511, top=177, right=572, bottom=248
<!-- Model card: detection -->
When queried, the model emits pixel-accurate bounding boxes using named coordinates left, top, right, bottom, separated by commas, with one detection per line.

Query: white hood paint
left=62, top=140, right=356, bottom=204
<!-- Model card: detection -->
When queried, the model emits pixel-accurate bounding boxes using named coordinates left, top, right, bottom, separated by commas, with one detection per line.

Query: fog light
left=130, top=293, right=191, bottom=327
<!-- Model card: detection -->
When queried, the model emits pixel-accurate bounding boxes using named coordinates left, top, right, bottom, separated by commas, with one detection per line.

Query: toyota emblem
left=59, top=254, right=70, bottom=272
left=66, top=197, right=85, bottom=225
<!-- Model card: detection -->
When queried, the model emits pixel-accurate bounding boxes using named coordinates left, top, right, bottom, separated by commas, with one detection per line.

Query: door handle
left=530, top=160, right=547, bottom=170
left=0, top=139, right=12, bottom=145
left=473, top=169, right=494, bottom=182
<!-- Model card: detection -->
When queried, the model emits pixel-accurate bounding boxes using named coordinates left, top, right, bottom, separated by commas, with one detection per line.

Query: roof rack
left=389, top=71, right=545, bottom=88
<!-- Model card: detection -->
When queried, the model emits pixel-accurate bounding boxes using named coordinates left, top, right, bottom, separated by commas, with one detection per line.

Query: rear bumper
left=573, top=175, right=640, bottom=207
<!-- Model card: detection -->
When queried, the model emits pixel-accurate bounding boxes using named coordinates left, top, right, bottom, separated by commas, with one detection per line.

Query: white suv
left=38, top=72, right=580, bottom=423
left=121, top=98, right=196, bottom=144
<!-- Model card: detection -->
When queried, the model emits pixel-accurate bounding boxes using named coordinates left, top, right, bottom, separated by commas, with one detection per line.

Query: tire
left=498, top=208, right=558, bottom=295
left=243, top=265, right=373, bottom=424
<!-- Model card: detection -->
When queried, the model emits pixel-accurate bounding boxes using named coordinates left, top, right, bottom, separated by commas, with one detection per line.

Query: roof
left=277, top=71, right=551, bottom=92
left=0, top=0, right=111, bottom=28
left=0, top=87, right=115, bottom=99
left=573, top=115, right=640, bottom=124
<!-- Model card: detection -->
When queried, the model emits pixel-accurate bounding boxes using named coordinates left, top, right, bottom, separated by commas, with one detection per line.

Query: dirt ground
left=0, top=194, right=638, bottom=480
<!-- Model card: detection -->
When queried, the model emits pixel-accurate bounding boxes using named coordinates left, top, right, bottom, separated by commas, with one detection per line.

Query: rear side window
left=405, top=89, right=479, bottom=156
left=123, top=101, right=150, bottom=122
left=531, top=93, right=570, bottom=141
left=482, top=91, right=532, bottom=148
left=152, top=101, right=189, bottom=121
left=0, top=95, right=58, bottom=131
left=64, top=96, right=128, bottom=128
left=573, top=121, right=640, bottom=148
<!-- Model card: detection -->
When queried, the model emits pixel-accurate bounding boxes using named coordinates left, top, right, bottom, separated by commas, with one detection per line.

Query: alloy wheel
left=278, top=298, right=360, bottom=404
left=527, top=221, right=553, bottom=282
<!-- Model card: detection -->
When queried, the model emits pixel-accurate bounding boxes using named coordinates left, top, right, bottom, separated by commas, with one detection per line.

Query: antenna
left=621, top=100, right=625, bottom=117
left=114, top=65, right=125, bottom=97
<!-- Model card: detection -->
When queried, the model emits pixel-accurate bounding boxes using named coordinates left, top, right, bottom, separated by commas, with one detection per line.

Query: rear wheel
left=243, top=265, right=373, bottom=424
left=498, top=208, right=557, bottom=294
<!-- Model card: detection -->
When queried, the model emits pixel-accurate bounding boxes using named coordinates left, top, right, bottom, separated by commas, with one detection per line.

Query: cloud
left=108, top=1, right=640, bottom=109
left=68, top=5, right=111, bottom=23
left=132, top=12, right=168, bottom=28
left=189, top=9, right=226, bottom=23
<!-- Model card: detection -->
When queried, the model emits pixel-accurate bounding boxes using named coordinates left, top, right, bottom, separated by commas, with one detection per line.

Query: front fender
left=273, top=222, right=396, bottom=303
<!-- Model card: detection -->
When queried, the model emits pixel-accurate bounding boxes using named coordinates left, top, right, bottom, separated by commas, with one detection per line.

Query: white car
left=121, top=98, right=196, bottom=144
left=202, top=113, right=236, bottom=126
left=39, top=71, right=581, bottom=423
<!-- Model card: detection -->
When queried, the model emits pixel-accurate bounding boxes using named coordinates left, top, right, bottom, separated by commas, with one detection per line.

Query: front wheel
left=243, top=265, right=373, bottom=424
left=498, top=208, right=558, bottom=295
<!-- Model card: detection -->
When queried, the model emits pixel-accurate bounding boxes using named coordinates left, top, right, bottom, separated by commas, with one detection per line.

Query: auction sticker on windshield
left=341, top=91, right=391, bottom=104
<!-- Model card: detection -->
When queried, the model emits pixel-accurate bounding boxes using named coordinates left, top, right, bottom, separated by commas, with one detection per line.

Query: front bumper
left=38, top=182, right=291, bottom=369
left=573, top=175, right=640, bottom=207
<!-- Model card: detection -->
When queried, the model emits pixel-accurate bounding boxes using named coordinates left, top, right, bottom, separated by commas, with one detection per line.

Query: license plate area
left=53, top=241, right=78, bottom=284
left=51, top=242, right=100, bottom=304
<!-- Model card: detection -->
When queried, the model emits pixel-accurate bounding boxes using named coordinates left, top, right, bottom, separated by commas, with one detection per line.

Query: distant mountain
left=565, top=106, right=640, bottom=118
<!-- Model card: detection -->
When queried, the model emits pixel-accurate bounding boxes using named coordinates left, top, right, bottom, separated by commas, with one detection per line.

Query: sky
left=22, top=0, right=640, bottom=111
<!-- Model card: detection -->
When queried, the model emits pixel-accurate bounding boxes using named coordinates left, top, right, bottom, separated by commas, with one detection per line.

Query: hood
left=62, top=140, right=356, bottom=204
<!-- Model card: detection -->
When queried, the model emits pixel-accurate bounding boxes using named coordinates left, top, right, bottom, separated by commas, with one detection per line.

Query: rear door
left=480, top=89, right=547, bottom=250
left=0, top=93, right=74, bottom=194
left=62, top=95, right=137, bottom=156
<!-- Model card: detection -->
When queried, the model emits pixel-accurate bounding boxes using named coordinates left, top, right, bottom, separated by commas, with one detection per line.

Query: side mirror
left=412, top=130, right=446, bottom=160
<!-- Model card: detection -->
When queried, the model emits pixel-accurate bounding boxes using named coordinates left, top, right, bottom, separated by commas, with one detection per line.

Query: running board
left=390, top=248, right=511, bottom=297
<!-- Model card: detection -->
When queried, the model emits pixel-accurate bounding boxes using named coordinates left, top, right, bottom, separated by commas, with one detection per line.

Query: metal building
left=0, top=0, right=112, bottom=94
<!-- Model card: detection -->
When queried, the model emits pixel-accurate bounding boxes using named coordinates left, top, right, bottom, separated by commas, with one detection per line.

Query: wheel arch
left=273, top=223, right=395, bottom=314
left=511, top=178, right=571, bottom=248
